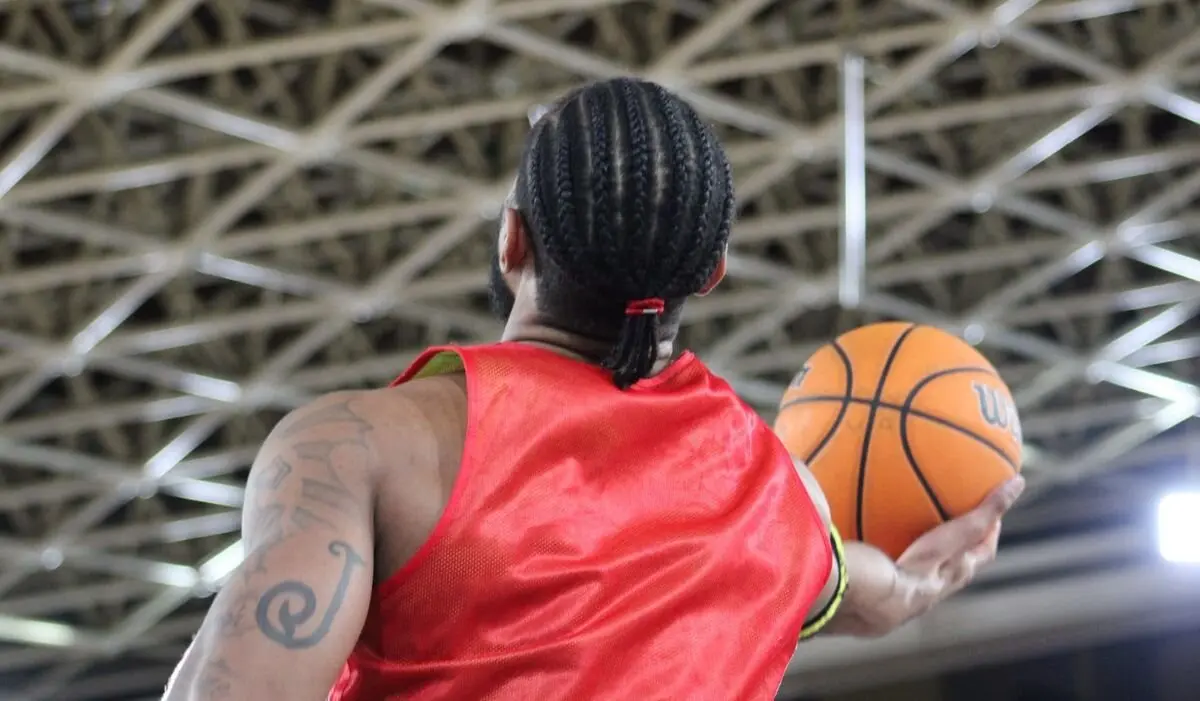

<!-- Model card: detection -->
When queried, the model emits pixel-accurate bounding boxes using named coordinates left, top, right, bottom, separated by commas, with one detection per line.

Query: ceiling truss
left=1, top=0, right=1200, bottom=698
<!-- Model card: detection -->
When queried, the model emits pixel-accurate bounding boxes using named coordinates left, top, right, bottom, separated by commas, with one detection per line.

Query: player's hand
left=831, top=476, right=1025, bottom=637
left=894, top=476, right=1025, bottom=614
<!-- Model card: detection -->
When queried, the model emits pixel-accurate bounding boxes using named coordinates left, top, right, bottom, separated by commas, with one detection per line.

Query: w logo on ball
left=971, top=382, right=1021, bottom=441
left=789, top=364, right=811, bottom=388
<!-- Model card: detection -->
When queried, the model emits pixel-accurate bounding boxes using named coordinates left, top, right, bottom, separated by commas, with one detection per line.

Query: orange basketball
left=774, top=322, right=1022, bottom=560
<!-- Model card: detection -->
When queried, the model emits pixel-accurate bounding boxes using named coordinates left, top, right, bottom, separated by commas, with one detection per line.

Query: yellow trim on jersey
left=414, top=351, right=464, bottom=379
left=799, top=526, right=847, bottom=640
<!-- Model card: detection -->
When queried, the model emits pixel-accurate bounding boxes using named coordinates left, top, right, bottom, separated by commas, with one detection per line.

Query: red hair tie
left=625, top=298, right=666, bottom=317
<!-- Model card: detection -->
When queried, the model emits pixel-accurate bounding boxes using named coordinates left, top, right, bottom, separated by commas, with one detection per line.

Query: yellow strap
left=799, top=526, right=847, bottom=640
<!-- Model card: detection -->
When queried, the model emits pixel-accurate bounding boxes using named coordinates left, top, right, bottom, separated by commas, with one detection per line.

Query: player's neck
left=500, top=313, right=677, bottom=376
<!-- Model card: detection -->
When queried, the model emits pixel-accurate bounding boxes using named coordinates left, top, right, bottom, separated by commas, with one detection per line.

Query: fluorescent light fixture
left=1157, top=491, right=1200, bottom=564
left=0, top=613, right=80, bottom=647
left=199, top=539, right=245, bottom=587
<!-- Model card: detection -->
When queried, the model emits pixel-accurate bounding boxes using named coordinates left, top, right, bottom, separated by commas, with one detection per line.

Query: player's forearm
left=800, top=530, right=905, bottom=640
left=819, top=541, right=908, bottom=637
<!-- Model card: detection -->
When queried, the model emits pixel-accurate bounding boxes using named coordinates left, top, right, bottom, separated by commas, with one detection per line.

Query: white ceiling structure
left=1, top=0, right=1200, bottom=699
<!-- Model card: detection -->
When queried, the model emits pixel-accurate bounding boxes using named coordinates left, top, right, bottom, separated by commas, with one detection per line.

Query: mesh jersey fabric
left=329, top=342, right=832, bottom=701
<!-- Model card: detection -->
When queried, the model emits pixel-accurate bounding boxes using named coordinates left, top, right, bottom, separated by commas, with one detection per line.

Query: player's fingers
left=945, top=523, right=1006, bottom=589
left=930, top=478, right=1023, bottom=552
left=900, top=482, right=1020, bottom=570
left=972, top=477, right=1026, bottom=522
left=940, top=557, right=979, bottom=596
left=942, top=539, right=993, bottom=588
left=966, top=522, right=1001, bottom=564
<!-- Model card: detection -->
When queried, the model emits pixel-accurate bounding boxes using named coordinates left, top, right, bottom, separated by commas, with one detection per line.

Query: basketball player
left=162, top=78, right=1023, bottom=701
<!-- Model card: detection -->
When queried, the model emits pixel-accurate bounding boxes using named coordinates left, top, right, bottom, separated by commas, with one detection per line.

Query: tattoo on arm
left=254, top=540, right=366, bottom=650
left=245, top=399, right=371, bottom=539
left=211, top=398, right=375, bottom=647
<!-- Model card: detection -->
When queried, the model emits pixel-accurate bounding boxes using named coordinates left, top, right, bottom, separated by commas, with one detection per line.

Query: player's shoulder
left=281, top=375, right=464, bottom=434
left=276, top=376, right=463, bottom=470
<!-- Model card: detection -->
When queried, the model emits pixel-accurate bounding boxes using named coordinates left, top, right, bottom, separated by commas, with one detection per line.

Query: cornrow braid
left=514, top=78, right=734, bottom=389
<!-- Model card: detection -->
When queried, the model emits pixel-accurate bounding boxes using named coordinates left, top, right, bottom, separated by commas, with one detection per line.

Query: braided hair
left=512, top=78, right=735, bottom=389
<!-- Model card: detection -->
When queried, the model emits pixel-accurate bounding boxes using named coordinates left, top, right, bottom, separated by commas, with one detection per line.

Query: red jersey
left=330, top=343, right=832, bottom=700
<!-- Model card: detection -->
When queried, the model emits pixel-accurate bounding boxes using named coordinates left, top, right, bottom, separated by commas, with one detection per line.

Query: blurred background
left=0, top=0, right=1199, bottom=699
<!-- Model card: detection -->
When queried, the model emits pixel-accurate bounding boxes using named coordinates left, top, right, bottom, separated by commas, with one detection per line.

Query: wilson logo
left=971, top=382, right=1021, bottom=441
left=790, top=364, right=811, bottom=388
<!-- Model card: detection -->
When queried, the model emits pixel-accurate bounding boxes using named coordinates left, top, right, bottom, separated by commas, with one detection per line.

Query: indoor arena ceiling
left=1, top=0, right=1200, bottom=699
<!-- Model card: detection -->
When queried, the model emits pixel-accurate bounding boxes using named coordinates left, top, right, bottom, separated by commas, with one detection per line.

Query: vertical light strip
left=839, top=51, right=867, bottom=309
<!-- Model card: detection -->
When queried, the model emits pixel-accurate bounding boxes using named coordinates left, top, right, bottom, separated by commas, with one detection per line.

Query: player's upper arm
left=166, top=392, right=384, bottom=700
left=792, top=456, right=847, bottom=641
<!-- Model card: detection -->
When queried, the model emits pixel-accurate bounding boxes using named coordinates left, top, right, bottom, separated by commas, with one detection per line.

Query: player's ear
left=498, top=208, right=531, bottom=274
left=695, top=248, right=727, bottom=297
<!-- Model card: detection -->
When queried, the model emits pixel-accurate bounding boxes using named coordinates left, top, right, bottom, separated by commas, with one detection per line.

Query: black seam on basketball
left=801, top=341, right=854, bottom=465
left=897, top=411, right=951, bottom=522
left=901, top=366, right=998, bottom=415
left=780, top=395, right=1019, bottom=473
left=855, top=323, right=916, bottom=542
left=894, top=367, right=993, bottom=523
left=901, top=410, right=1019, bottom=472
left=898, top=365, right=1018, bottom=518
left=908, top=366, right=997, bottom=388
